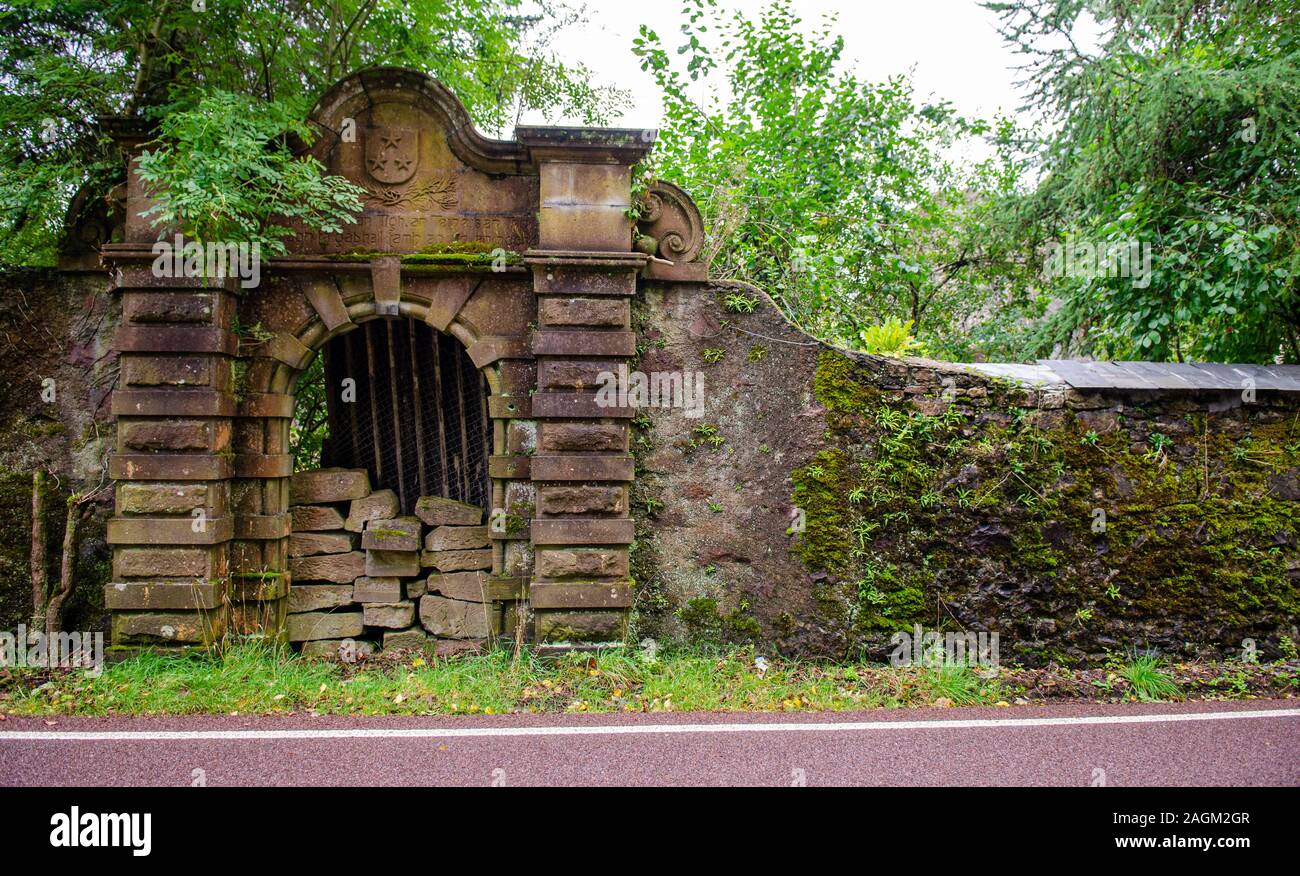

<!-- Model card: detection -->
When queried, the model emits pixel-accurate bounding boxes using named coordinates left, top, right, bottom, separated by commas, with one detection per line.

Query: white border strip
left=2, top=708, right=1297, bottom=741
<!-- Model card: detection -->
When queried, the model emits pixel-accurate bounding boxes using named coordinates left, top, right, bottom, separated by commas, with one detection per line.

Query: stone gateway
left=78, top=68, right=1299, bottom=662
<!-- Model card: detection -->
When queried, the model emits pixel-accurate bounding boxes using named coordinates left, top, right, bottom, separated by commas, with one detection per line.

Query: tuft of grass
left=1120, top=655, right=1181, bottom=702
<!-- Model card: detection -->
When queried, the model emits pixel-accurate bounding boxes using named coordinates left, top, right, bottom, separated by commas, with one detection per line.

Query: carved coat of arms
left=365, top=127, right=418, bottom=184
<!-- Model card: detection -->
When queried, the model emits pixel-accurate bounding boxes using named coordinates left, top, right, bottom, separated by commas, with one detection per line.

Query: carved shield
left=365, top=127, right=418, bottom=185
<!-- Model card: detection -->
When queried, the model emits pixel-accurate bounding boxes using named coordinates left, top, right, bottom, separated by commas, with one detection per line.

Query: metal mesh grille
left=320, top=317, right=491, bottom=514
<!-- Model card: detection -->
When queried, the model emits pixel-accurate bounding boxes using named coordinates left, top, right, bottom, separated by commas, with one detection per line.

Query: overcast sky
left=519, top=0, right=1043, bottom=130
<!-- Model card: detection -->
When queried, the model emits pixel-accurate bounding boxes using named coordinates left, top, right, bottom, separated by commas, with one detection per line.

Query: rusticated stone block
left=290, top=551, right=365, bottom=583
left=538, top=486, right=625, bottom=516
left=301, top=639, right=375, bottom=659
left=117, top=482, right=210, bottom=515
left=361, top=517, right=422, bottom=551
left=353, top=576, right=403, bottom=603
left=534, top=609, right=625, bottom=643
left=530, top=455, right=634, bottom=482
left=287, top=611, right=364, bottom=642
left=539, top=423, right=626, bottom=452
left=406, top=577, right=427, bottom=599
left=363, top=601, right=416, bottom=629
left=414, top=496, right=482, bottom=526
left=114, top=546, right=219, bottom=578
left=287, top=584, right=354, bottom=614
left=531, top=518, right=634, bottom=545
left=537, top=359, right=622, bottom=391
left=535, top=548, right=629, bottom=579
left=419, top=595, right=490, bottom=639
left=531, top=580, right=633, bottom=609
left=422, top=548, right=492, bottom=572
left=104, top=580, right=223, bottom=611
left=383, top=628, right=431, bottom=651
left=121, top=355, right=212, bottom=387
left=539, top=297, right=627, bottom=328
left=344, top=489, right=400, bottom=532
left=532, top=329, right=635, bottom=357
left=289, top=531, right=356, bottom=557
left=424, top=525, right=489, bottom=552
left=291, top=504, right=346, bottom=531
left=125, top=291, right=216, bottom=324
left=290, top=468, right=370, bottom=504
left=120, top=419, right=222, bottom=453
left=366, top=549, right=420, bottom=578
left=112, top=610, right=222, bottom=645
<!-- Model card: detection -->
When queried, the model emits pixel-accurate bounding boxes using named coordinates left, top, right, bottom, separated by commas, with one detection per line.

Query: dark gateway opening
left=304, top=317, right=491, bottom=515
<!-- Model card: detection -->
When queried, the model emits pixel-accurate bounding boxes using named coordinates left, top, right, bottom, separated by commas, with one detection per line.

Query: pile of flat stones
left=286, top=468, right=496, bottom=658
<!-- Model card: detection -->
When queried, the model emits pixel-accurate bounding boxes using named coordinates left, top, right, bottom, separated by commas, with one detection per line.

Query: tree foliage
left=0, top=0, right=627, bottom=265
left=634, top=0, right=1035, bottom=359
left=986, top=0, right=1300, bottom=363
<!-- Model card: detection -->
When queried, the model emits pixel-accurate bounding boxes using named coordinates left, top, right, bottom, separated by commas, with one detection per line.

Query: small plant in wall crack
left=721, top=291, right=758, bottom=313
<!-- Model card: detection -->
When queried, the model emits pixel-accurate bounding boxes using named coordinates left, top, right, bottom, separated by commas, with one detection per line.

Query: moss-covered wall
left=630, top=280, right=1300, bottom=665
left=0, top=268, right=117, bottom=635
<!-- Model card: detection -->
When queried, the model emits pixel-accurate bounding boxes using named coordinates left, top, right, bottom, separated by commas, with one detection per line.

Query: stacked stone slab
left=286, top=469, right=369, bottom=656
left=286, top=471, right=499, bottom=655
left=417, top=497, right=499, bottom=646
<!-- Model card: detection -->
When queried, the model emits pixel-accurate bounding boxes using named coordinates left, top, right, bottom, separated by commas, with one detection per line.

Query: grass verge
left=0, top=643, right=1294, bottom=717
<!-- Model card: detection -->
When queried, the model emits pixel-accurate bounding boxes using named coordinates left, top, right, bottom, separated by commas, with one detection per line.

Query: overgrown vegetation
left=788, top=350, right=1300, bottom=662
left=639, top=0, right=1300, bottom=363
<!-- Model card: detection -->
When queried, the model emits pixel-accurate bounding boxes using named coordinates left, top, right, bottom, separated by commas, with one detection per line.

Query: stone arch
left=224, top=264, right=536, bottom=646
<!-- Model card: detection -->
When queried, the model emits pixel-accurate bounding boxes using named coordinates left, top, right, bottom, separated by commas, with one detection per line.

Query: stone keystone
left=424, top=525, right=489, bottom=552
left=291, top=468, right=371, bottom=504
left=414, top=496, right=482, bottom=526
left=361, top=516, right=422, bottom=552
left=345, top=489, right=401, bottom=532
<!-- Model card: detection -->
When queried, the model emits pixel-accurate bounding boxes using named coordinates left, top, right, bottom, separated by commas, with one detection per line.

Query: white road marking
left=1, top=708, right=1296, bottom=742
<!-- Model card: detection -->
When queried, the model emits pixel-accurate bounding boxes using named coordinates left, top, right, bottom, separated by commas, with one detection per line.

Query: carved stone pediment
left=293, top=68, right=540, bottom=254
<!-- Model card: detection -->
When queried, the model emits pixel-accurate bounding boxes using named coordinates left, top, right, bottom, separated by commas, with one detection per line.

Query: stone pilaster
left=519, top=127, right=651, bottom=646
left=105, top=256, right=238, bottom=651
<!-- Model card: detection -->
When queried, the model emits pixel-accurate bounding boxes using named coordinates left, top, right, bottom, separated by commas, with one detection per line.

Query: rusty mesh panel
left=321, top=317, right=490, bottom=514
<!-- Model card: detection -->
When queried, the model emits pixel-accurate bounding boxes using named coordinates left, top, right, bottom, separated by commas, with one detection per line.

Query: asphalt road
left=1, top=700, right=1296, bottom=786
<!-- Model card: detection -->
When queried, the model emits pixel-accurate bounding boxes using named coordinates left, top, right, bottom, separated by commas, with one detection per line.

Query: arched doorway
left=294, top=316, right=491, bottom=514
